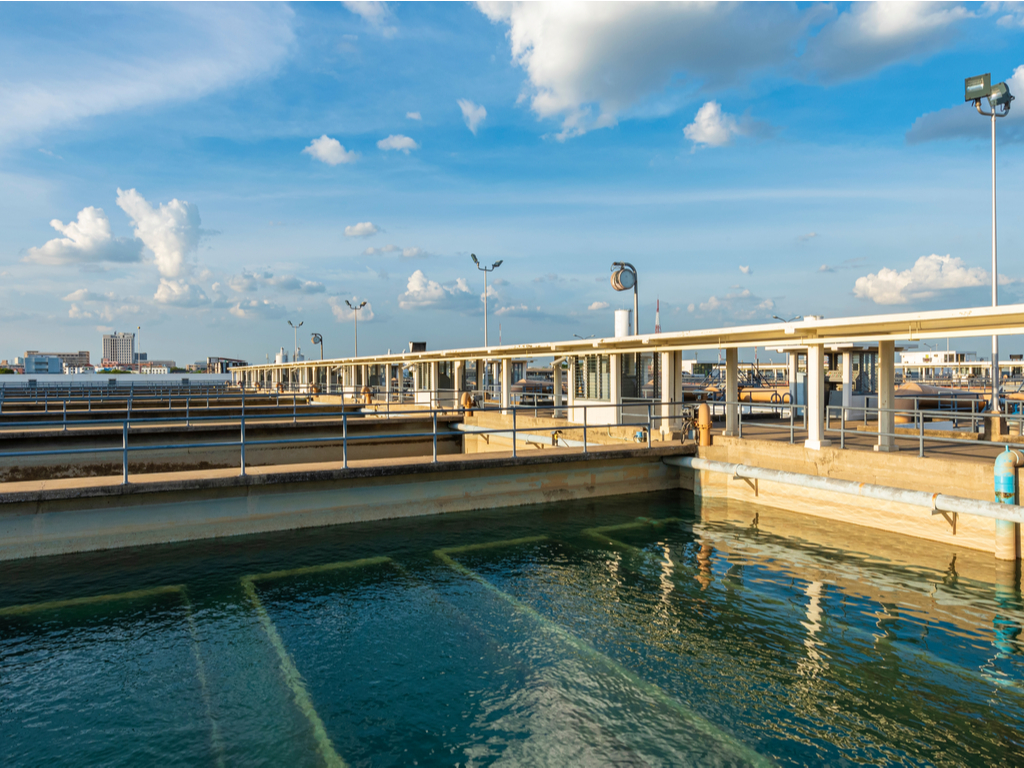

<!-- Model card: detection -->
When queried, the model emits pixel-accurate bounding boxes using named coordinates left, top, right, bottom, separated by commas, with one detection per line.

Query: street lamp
left=310, top=333, right=323, bottom=360
left=772, top=315, right=802, bottom=323
left=471, top=254, right=503, bottom=346
left=345, top=300, right=367, bottom=356
left=573, top=333, right=595, bottom=339
left=287, top=320, right=303, bottom=361
left=966, top=73, right=1014, bottom=412
left=610, top=262, right=638, bottom=335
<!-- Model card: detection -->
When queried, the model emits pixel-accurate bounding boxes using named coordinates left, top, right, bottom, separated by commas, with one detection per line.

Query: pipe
left=664, top=455, right=1024, bottom=527
left=994, top=447, right=1023, bottom=560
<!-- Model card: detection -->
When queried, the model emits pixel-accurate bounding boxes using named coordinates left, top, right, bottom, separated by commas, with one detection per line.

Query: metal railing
left=0, top=400, right=699, bottom=485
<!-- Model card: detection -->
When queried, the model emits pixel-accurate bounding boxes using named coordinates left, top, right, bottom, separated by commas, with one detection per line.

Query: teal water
left=1, top=490, right=1022, bottom=766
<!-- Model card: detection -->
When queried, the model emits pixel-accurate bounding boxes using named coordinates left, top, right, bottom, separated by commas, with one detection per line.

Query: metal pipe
left=994, top=447, right=1022, bottom=559
left=665, top=455, right=1024, bottom=525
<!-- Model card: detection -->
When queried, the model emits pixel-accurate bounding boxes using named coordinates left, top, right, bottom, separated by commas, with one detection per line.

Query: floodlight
left=990, top=81, right=1014, bottom=110
left=965, top=73, right=991, bottom=102
left=470, top=253, right=479, bottom=265
left=492, top=260, right=503, bottom=268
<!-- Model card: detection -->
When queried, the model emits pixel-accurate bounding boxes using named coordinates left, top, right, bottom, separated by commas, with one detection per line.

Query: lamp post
left=772, top=315, right=802, bottom=323
left=471, top=254, right=503, bottom=346
left=610, top=262, right=638, bottom=335
left=345, top=300, right=367, bottom=356
left=966, top=73, right=1014, bottom=412
left=287, top=320, right=303, bottom=361
left=310, top=333, right=323, bottom=360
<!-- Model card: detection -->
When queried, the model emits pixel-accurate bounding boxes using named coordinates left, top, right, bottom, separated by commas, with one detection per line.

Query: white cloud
left=398, top=269, right=472, bottom=309
left=226, top=270, right=324, bottom=294
left=329, top=296, right=375, bottom=322
left=377, top=134, right=419, bottom=153
left=479, top=2, right=807, bottom=139
left=230, top=298, right=285, bottom=320
left=303, top=135, right=358, bottom=165
left=23, top=206, right=142, bottom=266
left=687, top=287, right=775, bottom=320
left=38, top=148, right=63, bottom=160
left=739, top=265, right=751, bottom=275
left=684, top=101, right=743, bottom=149
left=588, top=301, right=609, bottom=311
left=116, top=188, right=202, bottom=279
left=154, top=278, right=208, bottom=307
left=0, top=4, right=295, bottom=144
left=803, top=2, right=973, bottom=83
left=494, top=304, right=530, bottom=316
left=457, top=99, right=487, bottom=135
left=345, top=221, right=379, bottom=237
left=363, top=243, right=427, bottom=257
left=853, top=254, right=988, bottom=304
left=406, top=111, right=422, bottom=120
left=800, top=232, right=819, bottom=242
left=906, top=65, right=1024, bottom=144
left=343, top=2, right=397, bottom=36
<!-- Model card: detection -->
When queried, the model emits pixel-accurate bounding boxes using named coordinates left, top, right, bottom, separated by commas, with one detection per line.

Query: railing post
left=432, top=410, right=438, bottom=463
left=512, top=406, right=517, bottom=459
left=840, top=405, right=846, bottom=449
left=186, top=395, right=190, bottom=428
left=240, top=412, right=246, bottom=476
left=293, top=393, right=297, bottom=424
left=122, top=420, right=129, bottom=485
left=62, top=400, right=67, bottom=433
left=647, top=403, right=653, bottom=448
left=918, top=407, right=925, bottom=457
left=583, top=405, right=588, bottom=454
left=790, top=403, right=795, bottom=444
left=343, top=411, right=348, bottom=468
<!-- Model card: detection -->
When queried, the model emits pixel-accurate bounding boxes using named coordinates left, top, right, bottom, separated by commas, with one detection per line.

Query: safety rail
left=0, top=400, right=699, bottom=486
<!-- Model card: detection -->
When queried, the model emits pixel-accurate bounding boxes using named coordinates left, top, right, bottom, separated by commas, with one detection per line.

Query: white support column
left=724, top=347, right=739, bottom=437
left=876, top=339, right=898, bottom=453
left=500, top=358, right=511, bottom=414
left=474, top=359, right=484, bottom=393
left=659, top=350, right=680, bottom=434
left=398, top=365, right=406, bottom=402
left=361, top=365, right=369, bottom=390
left=842, top=351, right=853, bottom=410
left=429, top=361, right=439, bottom=405
left=552, top=362, right=563, bottom=418
left=412, top=364, right=420, bottom=392
left=566, top=358, right=575, bottom=419
left=384, top=364, right=393, bottom=401
left=804, top=343, right=831, bottom=450
left=454, top=360, right=464, bottom=394
left=609, top=353, right=621, bottom=425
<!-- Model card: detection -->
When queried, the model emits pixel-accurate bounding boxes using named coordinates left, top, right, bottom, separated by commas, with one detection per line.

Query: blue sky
left=2, top=1, right=1024, bottom=365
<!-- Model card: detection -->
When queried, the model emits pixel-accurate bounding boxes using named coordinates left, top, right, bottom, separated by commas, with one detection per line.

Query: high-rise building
left=102, top=331, right=135, bottom=366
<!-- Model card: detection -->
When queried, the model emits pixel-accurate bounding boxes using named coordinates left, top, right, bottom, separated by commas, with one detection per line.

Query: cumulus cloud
left=23, top=206, right=142, bottom=266
left=803, top=2, right=973, bottom=83
left=61, top=287, right=140, bottom=321
left=457, top=99, right=487, bottom=134
left=154, top=278, right=208, bottom=307
left=398, top=269, right=472, bottom=309
left=116, top=188, right=202, bottom=279
left=329, top=296, right=376, bottom=322
left=345, top=221, right=379, bottom=237
left=907, top=65, right=1024, bottom=144
left=227, top=270, right=324, bottom=294
left=377, top=134, right=419, bottom=153
left=406, top=111, right=422, bottom=120
left=588, top=301, right=609, bottom=311
left=0, top=4, right=295, bottom=144
left=494, top=304, right=534, bottom=316
left=683, top=101, right=771, bottom=149
left=303, top=135, right=358, bottom=165
left=739, top=265, right=751, bottom=275
left=479, top=2, right=806, bottom=138
left=853, top=254, right=988, bottom=304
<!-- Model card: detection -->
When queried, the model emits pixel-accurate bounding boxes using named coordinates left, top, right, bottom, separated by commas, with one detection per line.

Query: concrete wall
left=0, top=447, right=687, bottom=560
left=689, top=436, right=1001, bottom=554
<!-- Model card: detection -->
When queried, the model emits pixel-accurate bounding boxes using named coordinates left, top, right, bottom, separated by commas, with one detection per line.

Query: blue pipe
left=994, top=447, right=1023, bottom=560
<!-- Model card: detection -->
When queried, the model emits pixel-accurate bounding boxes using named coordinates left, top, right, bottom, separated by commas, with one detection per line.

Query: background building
left=22, top=355, right=63, bottom=374
left=26, top=350, right=90, bottom=368
left=101, top=332, right=135, bottom=366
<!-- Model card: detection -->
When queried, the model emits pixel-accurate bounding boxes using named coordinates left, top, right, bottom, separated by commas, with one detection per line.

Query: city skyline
left=2, top=2, right=1024, bottom=363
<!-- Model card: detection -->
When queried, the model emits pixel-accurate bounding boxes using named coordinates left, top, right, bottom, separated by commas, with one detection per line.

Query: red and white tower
left=655, top=298, right=662, bottom=334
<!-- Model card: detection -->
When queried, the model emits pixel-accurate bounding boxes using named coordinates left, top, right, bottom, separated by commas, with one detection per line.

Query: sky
left=2, top=1, right=1024, bottom=365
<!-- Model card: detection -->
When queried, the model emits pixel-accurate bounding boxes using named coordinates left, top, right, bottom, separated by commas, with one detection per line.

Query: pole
left=992, top=109, right=1000, bottom=414
left=354, top=308, right=358, bottom=357
left=633, top=281, right=639, bottom=336
left=484, top=269, right=489, bottom=347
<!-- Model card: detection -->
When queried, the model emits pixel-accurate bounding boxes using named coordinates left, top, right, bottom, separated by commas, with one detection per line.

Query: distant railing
left=0, top=399, right=699, bottom=485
